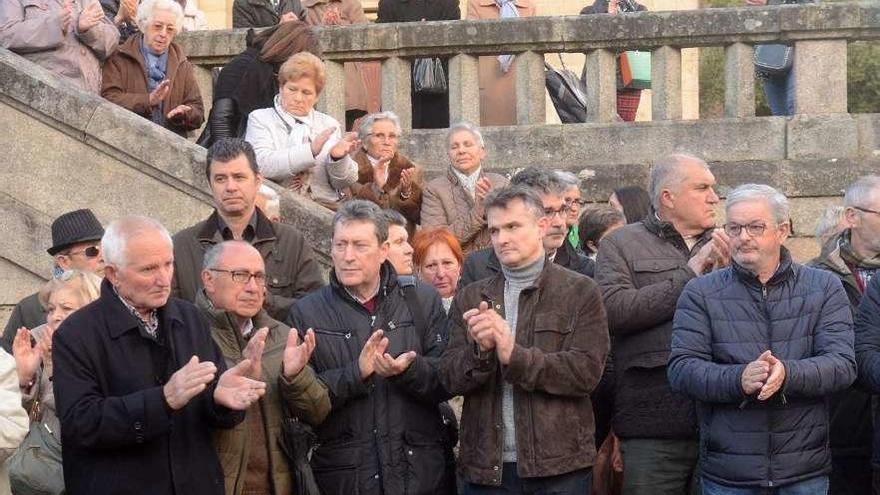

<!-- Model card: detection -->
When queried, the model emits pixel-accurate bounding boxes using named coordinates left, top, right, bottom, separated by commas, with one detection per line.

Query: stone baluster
left=651, top=45, right=682, bottom=121
left=724, top=42, right=755, bottom=118
left=317, top=60, right=346, bottom=126
left=515, top=50, right=546, bottom=125
left=382, top=56, right=413, bottom=131
left=448, top=54, right=480, bottom=124
left=582, top=48, right=617, bottom=123
left=793, top=40, right=847, bottom=114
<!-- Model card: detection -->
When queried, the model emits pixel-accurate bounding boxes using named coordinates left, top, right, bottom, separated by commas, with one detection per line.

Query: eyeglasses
left=369, top=133, right=400, bottom=142
left=567, top=199, right=586, bottom=208
left=210, top=269, right=267, bottom=286
left=723, top=223, right=767, bottom=238
left=854, top=206, right=880, bottom=216
left=543, top=204, right=571, bottom=218
left=64, top=246, right=101, bottom=258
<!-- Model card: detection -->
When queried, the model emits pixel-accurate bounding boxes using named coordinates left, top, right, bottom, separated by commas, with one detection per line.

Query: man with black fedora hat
left=1, top=208, right=105, bottom=353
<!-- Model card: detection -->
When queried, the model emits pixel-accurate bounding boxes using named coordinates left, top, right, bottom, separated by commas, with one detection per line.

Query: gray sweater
left=500, top=254, right=545, bottom=462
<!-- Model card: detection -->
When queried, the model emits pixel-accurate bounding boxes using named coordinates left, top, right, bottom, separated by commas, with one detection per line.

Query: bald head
left=201, top=241, right=267, bottom=321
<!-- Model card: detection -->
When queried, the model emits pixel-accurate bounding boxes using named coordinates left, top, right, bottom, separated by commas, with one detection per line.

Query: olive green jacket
left=197, top=291, right=330, bottom=495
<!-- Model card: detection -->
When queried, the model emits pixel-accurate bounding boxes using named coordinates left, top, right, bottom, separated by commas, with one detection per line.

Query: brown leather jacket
left=421, top=167, right=508, bottom=254
left=101, top=33, right=204, bottom=136
left=439, top=260, right=609, bottom=485
left=348, top=149, right=422, bottom=234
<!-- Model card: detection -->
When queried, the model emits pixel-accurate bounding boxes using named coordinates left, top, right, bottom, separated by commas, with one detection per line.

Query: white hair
left=648, top=154, right=710, bottom=210
left=554, top=170, right=580, bottom=188
left=844, top=175, right=880, bottom=209
left=815, top=205, right=845, bottom=249
left=725, top=184, right=791, bottom=226
left=357, top=111, right=403, bottom=141
left=136, top=0, right=185, bottom=33
left=102, top=216, right=173, bottom=268
left=446, top=121, right=485, bottom=148
left=257, top=184, right=280, bottom=214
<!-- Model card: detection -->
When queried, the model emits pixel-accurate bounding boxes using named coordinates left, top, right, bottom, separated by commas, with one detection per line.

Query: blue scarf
left=139, top=36, right=169, bottom=125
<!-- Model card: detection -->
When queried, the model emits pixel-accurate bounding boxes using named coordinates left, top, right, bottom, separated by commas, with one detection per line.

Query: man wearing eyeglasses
left=808, top=175, right=880, bottom=495
left=172, top=138, right=325, bottom=322
left=459, top=167, right=594, bottom=288
left=1, top=208, right=105, bottom=354
left=669, top=184, right=856, bottom=494
left=595, top=154, right=729, bottom=495
left=197, top=240, right=330, bottom=495
left=348, top=111, right=422, bottom=237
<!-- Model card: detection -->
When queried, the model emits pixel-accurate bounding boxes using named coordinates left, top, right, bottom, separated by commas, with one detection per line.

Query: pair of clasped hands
left=464, top=301, right=516, bottom=366
left=163, top=328, right=315, bottom=411
left=741, top=350, right=786, bottom=401
left=58, top=0, right=104, bottom=36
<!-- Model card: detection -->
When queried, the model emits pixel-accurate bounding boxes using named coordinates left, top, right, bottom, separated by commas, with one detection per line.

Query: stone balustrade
left=178, top=2, right=880, bottom=128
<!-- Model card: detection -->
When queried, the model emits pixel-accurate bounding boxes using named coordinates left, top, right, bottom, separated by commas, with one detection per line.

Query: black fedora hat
left=47, top=209, right=105, bottom=256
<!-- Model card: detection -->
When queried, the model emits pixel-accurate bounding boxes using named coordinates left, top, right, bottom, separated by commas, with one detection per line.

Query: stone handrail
left=179, top=3, right=880, bottom=127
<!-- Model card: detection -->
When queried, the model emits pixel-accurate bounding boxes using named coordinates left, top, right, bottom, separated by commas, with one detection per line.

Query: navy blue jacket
left=854, top=275, right=880, bottom=467
left=668, top=249, right=856, bottom=488
left=53, top=280, right=243, bottom=495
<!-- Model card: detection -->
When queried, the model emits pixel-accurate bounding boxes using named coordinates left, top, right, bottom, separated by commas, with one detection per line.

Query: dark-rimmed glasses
left=210, top=269, right=267, bottom=285
left=723, top=223, right=767, bottom=238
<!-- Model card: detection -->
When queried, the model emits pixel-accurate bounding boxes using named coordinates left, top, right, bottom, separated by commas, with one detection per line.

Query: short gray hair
left=815, top=205, right=845, bottom=248
left=137, top=0, right=185, bottom=33
left=357, top=111, right=403, bottom=141
left=648, top=154, right=710, bottom=210
left=446, top=121, right=484, bottom=148
left=257, top=184, right=280, bottom=214
left=511, top=167, right=568, bottom=196
left=725, top=184, right=791, bottom=225
left=102, top=216, right=172, bottom=268
left=333, top=200, right=389, bottom=243
left=202, top=240, right=258, bottom=271
left=844, top=175, right=880, bottom=209
left=484, top=185, right=545, bottom=221
left=554, top=170, right=580, bottom=188
left=382, top=209, right=407, bottom=229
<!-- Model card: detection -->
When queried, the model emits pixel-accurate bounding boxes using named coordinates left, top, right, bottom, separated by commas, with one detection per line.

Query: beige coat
left=301, top=0, right=379, bottom=114
left=0, top=349, right=29, bottom=495
left=0, top=0, right=118, bottom=93
left=421, top=166, right=508, bottom=254
left=466, top=0, right=536, bottom=126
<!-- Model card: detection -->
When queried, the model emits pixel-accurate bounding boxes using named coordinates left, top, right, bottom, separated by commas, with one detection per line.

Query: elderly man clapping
left=101, top=0, right=204, bottom=136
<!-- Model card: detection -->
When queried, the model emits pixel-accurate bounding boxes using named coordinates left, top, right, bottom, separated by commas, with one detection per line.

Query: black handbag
left=277, top=399, right=321, bottom=495
left=754, top=43, right=793, bottom=76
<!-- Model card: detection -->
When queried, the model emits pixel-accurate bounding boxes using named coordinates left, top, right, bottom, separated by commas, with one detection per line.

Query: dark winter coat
left=171, top=208, right=325, bottom=321
left=287, top=262, right=455, bottom=495
left=594, top=212, right=712, bottom=439
left=439, top=261, right=609, bottom=485
left=376, top=0, right=460, bottom=129
left=854, top=276, right=880, bottom=468
left=1, top=292, right=45, bottom=353
left=808, top=233, right=873, bottom=460
left=668, top=249, right=856, bottom=488
left=52, top=280, right=244, bottom=495
left=458, top=240, right=595, bottom=289
left=232, top=0, right=305, bottom=28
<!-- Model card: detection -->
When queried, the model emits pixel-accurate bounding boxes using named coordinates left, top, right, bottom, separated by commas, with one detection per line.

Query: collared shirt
left=367, top=153, right=390, bottom=186
left=217, top=210, right=259, bottom=242
left=113, top=286, right=159, bottom=338
left=240, top=318, right=254, bottom=338
left=344, top=283, right=381, bottom=315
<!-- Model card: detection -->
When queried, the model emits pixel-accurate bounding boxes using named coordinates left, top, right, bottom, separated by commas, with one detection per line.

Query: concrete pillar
left=382, top=56, right=412, bottom=131
left=794, top=40, right=847, bottom=114
left=448, top=54, right=480, bottom=125
left=515, top=50, right=546, bottom=125
left=651, top=45, right=682, bottom=120
left=724, top=42, right=755, bottom=118
left=317, top=60, right=346, bottom=127
left=582, top=48, right=617, bottom=123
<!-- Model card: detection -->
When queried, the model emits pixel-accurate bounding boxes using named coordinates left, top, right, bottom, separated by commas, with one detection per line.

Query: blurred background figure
left=413, top=227, right=463, bottom=313
left=609, top=185, right=651, bottom=224
left=255, top=184, right=282, bottom=222
left=579, top=206, right=626, bottom=259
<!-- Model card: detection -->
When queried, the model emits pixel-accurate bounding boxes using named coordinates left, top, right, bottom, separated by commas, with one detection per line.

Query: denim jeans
left=463, top=463, right=592, bottom=495
left=702, top=475, right=829, bottom=495
left=620, top=438, right=700, bottom=495
left=762, top=70, right=796, bottom=116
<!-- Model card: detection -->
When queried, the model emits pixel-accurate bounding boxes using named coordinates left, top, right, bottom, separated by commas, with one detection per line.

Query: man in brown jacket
left=594, top=154, right=729, bottom=495
left=440, top=185, right=609, bottom=494
left=101, top=0, right=204, bottom=136
left=172, top=138, right=325, bottom=322
left=199, top=240, right=330, bottom=495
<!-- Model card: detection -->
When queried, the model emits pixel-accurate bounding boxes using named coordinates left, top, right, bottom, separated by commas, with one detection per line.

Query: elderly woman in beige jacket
left=421, top=122, right=508, bottom=254
left=246, top=51, right=359, bottom=210
left=0, top=0, right=118, bottom=93
left=0, top=348, right=29, bottom=495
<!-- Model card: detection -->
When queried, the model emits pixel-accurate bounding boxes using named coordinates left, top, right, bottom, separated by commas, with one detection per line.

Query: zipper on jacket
left=761, top=281, right=774, bottom=488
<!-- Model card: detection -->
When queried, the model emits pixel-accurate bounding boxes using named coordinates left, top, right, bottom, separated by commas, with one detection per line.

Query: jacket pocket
left=532, top=313, right=573, bottom=352
left=312, top=443, right=361, bottom=495
left=310, top=327, right=356, bottom=371
left=402, top=431, right=452, bottom=495
left=266, top=274, right=293, bottom=297
left=22, top=0, right=49, bottom=18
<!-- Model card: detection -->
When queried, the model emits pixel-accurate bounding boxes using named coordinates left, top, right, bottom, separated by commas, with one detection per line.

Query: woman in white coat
left=245, top=51, right=360, bottom=210
left=0, top=348, right=28, bottom=495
